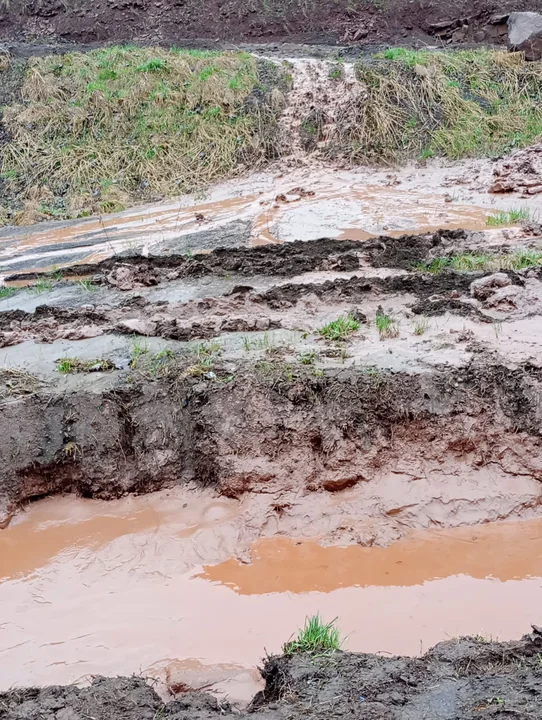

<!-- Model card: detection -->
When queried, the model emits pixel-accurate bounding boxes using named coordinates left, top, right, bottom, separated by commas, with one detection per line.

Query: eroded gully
left=2, top=487, right=542, bottom=705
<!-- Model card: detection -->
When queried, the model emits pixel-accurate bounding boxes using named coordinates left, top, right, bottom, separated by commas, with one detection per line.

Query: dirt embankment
left=2, top=229, right=542, bottom=526
left=0, top=0, right=539, bottom=45
left=3, top=627, right=542, bottom=719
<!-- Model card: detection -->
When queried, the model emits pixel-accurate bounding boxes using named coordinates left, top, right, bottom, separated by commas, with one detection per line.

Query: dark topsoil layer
left=0, top=0, right=541, bottom=46
left=1, top=352, right=542, bottom=524
left=3, top=627, right=542, bottom=719
left=9, top=229, right=538, bottom=282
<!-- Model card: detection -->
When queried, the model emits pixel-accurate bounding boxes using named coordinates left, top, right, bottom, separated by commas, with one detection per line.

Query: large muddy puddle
left=0, top=160, right=533, bottom=279
left=2, top=488, right=542, bottom=702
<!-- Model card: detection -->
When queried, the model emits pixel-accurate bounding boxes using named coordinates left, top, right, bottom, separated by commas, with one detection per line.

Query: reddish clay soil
left=0, top=0, right=541, bottom=46
left=2, top=228, right=542, bottom=718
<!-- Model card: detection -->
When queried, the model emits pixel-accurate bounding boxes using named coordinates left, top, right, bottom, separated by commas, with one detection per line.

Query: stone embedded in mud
left=470, top=272, right=512, bottom=301
left=117, top=318, right=157, bottom=336
left=508, top=12, right=542, bottom=60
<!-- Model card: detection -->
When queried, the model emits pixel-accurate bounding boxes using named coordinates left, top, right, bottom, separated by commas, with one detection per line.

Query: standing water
left=1, top=488, right=542, bottom=703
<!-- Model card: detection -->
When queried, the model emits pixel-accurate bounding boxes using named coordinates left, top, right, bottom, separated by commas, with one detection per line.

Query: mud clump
left=489, top=143, right=542, bottom=195
left=3, top=628, right=542, bottom=719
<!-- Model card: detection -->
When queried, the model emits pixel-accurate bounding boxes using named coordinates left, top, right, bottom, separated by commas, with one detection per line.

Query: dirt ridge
left=3, top=627, right=542, bottom=719
left=1, top=356, right=541, bottom=526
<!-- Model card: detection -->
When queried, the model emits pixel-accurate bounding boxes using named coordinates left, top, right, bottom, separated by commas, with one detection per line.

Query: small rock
left=482, top=285, right=520, bottom=308
left=350, top=307, right=368, bottom=324
left=508, top=11, right=542, bottom=60
left=117, top=318, right=157, bottom=336
left=470, top=272, right=512, bottom=301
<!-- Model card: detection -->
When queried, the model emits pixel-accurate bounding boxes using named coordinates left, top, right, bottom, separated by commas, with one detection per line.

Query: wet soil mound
left=3, top=627, right=542, bottom=719
left=490, top=143, right=542, bottom=195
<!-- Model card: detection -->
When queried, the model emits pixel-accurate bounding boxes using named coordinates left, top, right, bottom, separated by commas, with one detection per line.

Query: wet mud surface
left=3, top=180, right=542, bottom=717
left=3, top=630, right=542, bottom=719
left=2, top=488, right=542, bottom=703
left=2, top=162, right=540, bottom=279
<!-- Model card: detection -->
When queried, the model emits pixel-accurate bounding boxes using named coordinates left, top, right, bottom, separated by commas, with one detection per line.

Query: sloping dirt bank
left=0, top=0, right=540, bottom=45
left=3, top=627, right=542, bottom=720
left=2, top=229, right=542, bottom=527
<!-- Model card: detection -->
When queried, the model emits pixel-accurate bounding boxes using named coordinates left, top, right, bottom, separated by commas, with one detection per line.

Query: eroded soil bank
left=0, top=0, right=536, bottom=45
left=2, top=225, right=542, bottom=717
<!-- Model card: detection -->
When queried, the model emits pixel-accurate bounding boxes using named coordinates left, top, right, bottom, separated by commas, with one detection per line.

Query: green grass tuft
left=376, top=310, right=399, bottom=340
left=413, top=317, right=430, bottom=336
left=416, top=249, right=542, bottom=273
left=486, top=208, right=532, bottom=226
left=56, top=357, right=115, bottom=374
left=317, top=313, right=360, bottom=342
left=284, top=615, right=342, bottom=655
left=27, top=278, right=53, bottom=294
left=0, top=286, right=16, bottom=299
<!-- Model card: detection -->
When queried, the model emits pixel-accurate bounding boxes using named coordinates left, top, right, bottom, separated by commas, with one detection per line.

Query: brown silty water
left=2, top=487, right=542, bottom=703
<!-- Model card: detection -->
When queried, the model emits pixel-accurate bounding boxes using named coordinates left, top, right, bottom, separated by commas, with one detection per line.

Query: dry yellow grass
left=344, top=48, right=542, bottom=163
left=1, top=46, right=276, bottom=224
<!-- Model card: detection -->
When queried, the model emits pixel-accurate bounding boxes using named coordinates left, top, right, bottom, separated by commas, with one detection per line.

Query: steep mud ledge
left=0, top=0, right=538, bottom=45
left=1, top=356, right=542, bottom=529
left=3, top=627, right=542, bottom=720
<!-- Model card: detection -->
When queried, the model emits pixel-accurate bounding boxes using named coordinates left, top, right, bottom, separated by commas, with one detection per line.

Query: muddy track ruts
left=3, top=626, right=542, bottom=720
left=1, top=356, right=541, bottom=526
left=0, top=268, right=528, bottom=348
left=6, top=230, right=541, bottom=284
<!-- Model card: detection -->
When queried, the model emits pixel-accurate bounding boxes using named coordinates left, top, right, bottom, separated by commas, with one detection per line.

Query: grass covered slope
left=350, top=49, right=542, bottom=162
left=0, top=46, right=283, bottom=224
left=2, top=46, right=542, bottom=226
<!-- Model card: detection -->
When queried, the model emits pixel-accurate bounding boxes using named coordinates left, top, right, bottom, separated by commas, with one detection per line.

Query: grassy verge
left=0, top=46, right=283, bottom=225
left=415, top=250, right=542, bottom=273
left=345, top=49, right=542, bottom=163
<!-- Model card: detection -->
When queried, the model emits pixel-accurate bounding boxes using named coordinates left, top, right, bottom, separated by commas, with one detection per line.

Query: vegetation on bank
left=284, top=615, right=342, bottom=655
left=2, top=46, right=542, bottom=226
left=0, top=46, right=283, bottom=225
left=415, top=249, right=542, bottom=273
left=349, top=49, right=542, bottom=163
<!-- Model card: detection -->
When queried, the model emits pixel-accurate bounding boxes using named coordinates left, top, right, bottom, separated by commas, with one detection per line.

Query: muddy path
left=2, top=224, right=542, bottom=526
left=2, top=161, right=539, bottom=279
left=3, top=628, right=542, bottom=719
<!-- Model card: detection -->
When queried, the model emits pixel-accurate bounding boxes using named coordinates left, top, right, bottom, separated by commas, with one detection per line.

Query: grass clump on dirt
left=317, top=313, right=360, bottom=342
left=347, top=49, right=542, bottom=163
left=416, top=249, right=542, bottom=273
left=0, top=286, right=16, bottom=299
left=486, top=208, right=532, bottom=226
left=130, top=347, right=176, bottom=378
left=0, top=46, right=283, bottom=225
left=284, top=614, right=342, bottom=655
left=0, top=367, right=45, bottom=398
left=56, top=357, right=115, bottom=374
left=376, top=308, right=399, bottom=340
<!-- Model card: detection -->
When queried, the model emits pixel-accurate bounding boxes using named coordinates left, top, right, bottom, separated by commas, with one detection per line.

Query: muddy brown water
left=0, top=173, right=495, bottom=281
left=1, top=489, right=542, bottom=703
